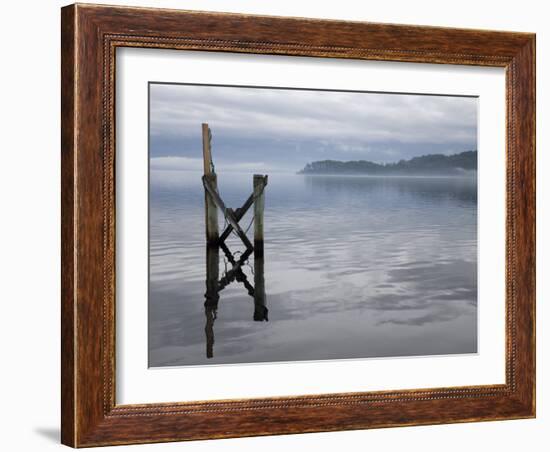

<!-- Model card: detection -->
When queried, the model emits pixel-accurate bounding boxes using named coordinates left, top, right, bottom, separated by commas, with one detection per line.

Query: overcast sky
left=149, top=83, right=477, bottom=173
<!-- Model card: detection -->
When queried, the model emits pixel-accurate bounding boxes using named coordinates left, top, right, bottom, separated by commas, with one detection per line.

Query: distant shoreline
left=297, top=150, right=477, bottom=176
left=299, top=172, right=477, bottom=179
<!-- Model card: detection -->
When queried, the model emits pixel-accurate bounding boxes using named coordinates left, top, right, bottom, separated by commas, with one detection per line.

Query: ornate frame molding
left=61, top=4, right=535, bottom=447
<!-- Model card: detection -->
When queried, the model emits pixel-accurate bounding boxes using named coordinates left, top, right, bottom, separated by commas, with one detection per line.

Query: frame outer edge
left=531, top=35, right=536, bottom=417
left=61, top=3, right=77, bottom=448
left=60, top=3, right=536, bottom=447
left=514, top=35, right=536, bottom=415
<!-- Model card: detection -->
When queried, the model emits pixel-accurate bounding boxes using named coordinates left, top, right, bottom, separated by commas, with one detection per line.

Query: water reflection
left=149, top=173, right=477, bottom=367
left=304, top=175, right=477, bottom=204
left=203, top=218, right=268, bottom=359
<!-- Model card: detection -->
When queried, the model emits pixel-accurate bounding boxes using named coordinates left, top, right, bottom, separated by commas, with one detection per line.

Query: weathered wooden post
left=253, top=174, right=267, bottom=258
left=202, top=123, right=219, bottom=357
left=202, top=123, right=218, bottom=245
left=253, top=174, right=268, bottom=321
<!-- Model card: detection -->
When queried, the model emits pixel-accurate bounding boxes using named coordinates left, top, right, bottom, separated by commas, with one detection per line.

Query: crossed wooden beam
left=202, top=176, right=255, bottom=252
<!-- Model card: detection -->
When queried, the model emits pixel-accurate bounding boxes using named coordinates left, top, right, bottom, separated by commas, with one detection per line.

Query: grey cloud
left=149, top=83, right=477, bottom=171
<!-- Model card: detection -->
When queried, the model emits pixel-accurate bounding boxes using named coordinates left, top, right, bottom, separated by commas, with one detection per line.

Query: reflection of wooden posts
left=254, top=254, right=268, bottom=321
left=202, top=123, right=218, bottom=245
left=205, top=245, right=219, bottom=307
left=204, top=306, right=216, bottom=359
left=253, top=175, right=268, bottom=258
left=204, top=244, right=219, bottom=359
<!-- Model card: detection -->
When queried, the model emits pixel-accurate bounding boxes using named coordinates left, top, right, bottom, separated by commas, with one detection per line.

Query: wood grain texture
left=60, top=3, right=536, bottom=447
left=60, top=5, right=76, bottom=446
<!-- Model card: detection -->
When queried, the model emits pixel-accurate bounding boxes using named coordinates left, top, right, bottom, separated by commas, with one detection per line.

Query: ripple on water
left=148, top=173, right=477, bottom=366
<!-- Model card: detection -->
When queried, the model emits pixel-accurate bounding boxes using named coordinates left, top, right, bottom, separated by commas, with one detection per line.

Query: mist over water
left=148, top=171, right=477, bottom=367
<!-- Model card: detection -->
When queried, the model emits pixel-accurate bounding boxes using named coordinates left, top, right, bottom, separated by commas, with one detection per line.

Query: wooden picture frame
left=61, top=3, right=535, bottom=447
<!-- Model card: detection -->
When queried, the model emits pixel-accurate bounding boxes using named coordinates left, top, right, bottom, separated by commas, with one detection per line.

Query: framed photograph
left=61, top=3, right=535, bottom=447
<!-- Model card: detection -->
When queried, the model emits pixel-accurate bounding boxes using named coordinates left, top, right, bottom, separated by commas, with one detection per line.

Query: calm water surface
left=148, top=171, right=477, bottom=366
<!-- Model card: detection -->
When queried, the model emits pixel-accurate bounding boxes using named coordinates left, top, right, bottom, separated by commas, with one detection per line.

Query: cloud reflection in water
left=148, top=172, right=477, bottom=366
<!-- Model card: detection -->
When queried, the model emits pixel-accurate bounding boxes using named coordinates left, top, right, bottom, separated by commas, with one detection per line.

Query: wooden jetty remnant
left=200, top=123, right=269, bottom=358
